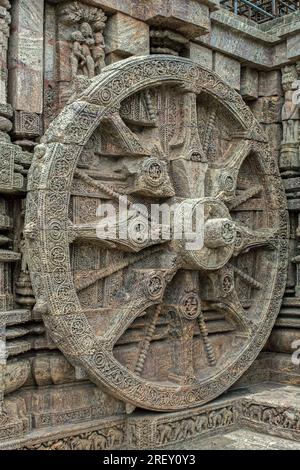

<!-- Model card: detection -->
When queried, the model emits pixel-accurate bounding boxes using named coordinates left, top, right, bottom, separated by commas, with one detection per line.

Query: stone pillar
left=8, top=0, right=44, bottom=143
left=266, top=66, right=300, bottom=359
left=9, top=0, right=44, bottom=113
left=189, top=42, right=213, bottom=69
left=105, top=12, right=149, bottom=64
left=240, top=67, right=258, bottom=101
left=0, top=1, right=10, bottom=106
left=0, top=0, right=12, bottom=135
left=0, top=0, right=35, bottom=419
left=213, top=52, right=241, bottom=91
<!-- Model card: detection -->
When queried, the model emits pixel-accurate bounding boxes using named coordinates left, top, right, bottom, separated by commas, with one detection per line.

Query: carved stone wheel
left=25, top=56, right=288, bottom=411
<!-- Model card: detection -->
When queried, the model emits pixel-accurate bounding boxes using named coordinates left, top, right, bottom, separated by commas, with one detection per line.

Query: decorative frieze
left=13, top=111, right=42, bottom=139
left=8, top=401, right=238, bottom=450
left=0, top=142, right=23, bottom=193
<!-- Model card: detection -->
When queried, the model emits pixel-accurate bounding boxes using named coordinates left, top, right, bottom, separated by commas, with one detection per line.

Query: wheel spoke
left=206, top=140, right=252, bottom=200
left=103, top=255, right=178, bottom=346
left=222, top=139, right=252, bottom=172
left=74, top=246, right=163, bottom=292
left=228, top=185, right=263, bottom=210
left=197, top=311, right=217, bottom=366
left=211, top=288, right=253, bottom=334
left=75, top=168, right=133, bottom=204
left=126, top=303, right=163, bottom=414
left=168, top=271, right=217, bottom=377
left=71, top=216, right=168, bottom=253
left=179, top=319, right=197, bottom=383
left=133, top=304, right=162, bottom=376
left=171, top=91, right=208, bottom=198
left=233, top=223, right=277, bottom=256
left=228, top=263, right=262, bottom=290
left=102, top=111, right=151, bottom=157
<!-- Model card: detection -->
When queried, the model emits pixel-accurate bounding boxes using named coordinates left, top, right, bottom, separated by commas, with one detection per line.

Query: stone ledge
left=238, top=383, right=300, bottom=442
left=1, top=382, right=300, bottom=449
left=211, top=9, right=281, bottom=44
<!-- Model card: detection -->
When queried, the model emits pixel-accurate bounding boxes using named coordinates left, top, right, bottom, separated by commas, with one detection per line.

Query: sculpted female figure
left=80, top=22, right=95, bottom=79
left=71, top=31, right=86, bottom=78
left=93, top=32, right=106, bottom=75
left=282, top=66, right=299, bottom=143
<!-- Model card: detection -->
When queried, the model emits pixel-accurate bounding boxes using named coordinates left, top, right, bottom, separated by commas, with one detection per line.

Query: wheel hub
left=174, top=198, right=236, bottom=271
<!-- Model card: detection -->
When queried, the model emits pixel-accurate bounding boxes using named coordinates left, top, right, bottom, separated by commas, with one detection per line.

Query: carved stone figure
left=79, top=22, right=95, bottom=79
left=93, top=32, right=106, bottom=75
left=221, top=407, right=234, bottom=426
left=91, top=432, right=107, bottom=450
left=195, top=414, right=209, bottom=431
left=280, top=65, right=300, bottom=171
left=209, top=410, right=223, bottom=427
left=248, top=404, right=263, bottom=421
left=262, top=408, right=276, bottom=424
left=282, top=410, right=297, bottom=429
left=70, top=26, right=95, bottom=79
left=157, top=423, right=173, bottom=444
left=281, top=66, right=299, bottom=143
left=107, top=427, right=124, bottom=447
left=71, top=31, right=86, bottom=78
left=60, top=2, right=107, bottom=80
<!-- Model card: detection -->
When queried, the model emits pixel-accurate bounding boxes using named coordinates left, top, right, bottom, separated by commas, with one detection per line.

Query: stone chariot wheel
left=25, top=55, right=288, bottom=411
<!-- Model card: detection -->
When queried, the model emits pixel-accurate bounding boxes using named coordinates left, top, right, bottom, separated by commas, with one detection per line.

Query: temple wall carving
left=0, top=0, right=299, bottom=449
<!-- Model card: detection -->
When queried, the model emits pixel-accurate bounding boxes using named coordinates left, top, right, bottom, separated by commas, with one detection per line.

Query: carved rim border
left=25, top=55, right=289, bottom=411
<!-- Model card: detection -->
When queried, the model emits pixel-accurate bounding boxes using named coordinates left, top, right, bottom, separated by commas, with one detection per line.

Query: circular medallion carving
left=180, top=293, right=201, bottom=320
left=147, top=274, right=165, bottom=300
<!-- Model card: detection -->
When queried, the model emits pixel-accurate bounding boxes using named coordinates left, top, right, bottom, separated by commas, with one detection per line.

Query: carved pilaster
left=8, top=0, right=44, bottom=114
left=268, top=64, right=300, bottom=350
left=0, top=0, right=10, bottom=107
left=280, top=65, right=300, bottom=174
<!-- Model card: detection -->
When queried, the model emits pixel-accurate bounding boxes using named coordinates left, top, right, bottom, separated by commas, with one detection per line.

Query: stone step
left=1, top=382, right=300, bottom=449
left=238, top=383, right=300, bottom=442
left=166, top=428, right=300, bottom=450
